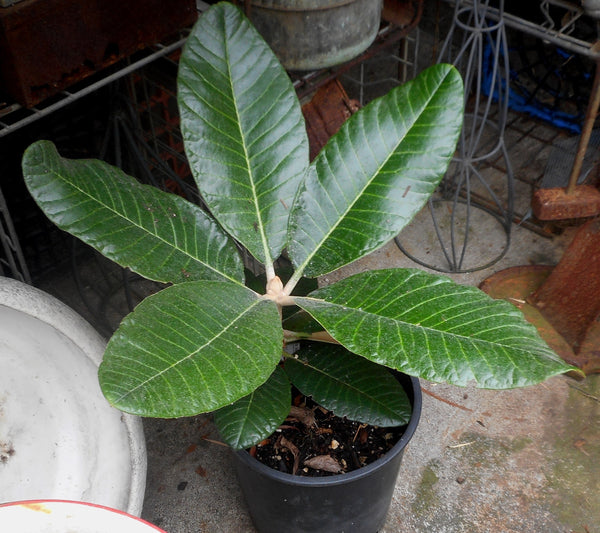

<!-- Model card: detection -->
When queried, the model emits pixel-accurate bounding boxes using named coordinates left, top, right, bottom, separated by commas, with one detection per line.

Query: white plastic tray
left=0, top=277, right=147, bottom=515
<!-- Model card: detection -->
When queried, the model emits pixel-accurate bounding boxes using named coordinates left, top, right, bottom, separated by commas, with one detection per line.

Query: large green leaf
left=22, top=140, right=243, bottom=285
left=178, top=2, right=309, bottom=267
left=98, top=280, right=282, bottom=417
left=295, top=269, right=578, bottom=389
left=214, top=366, right=290, bottom=450
left=288, top=64, right=464, bottom=278
left=284, top=344, right=411, bottom=427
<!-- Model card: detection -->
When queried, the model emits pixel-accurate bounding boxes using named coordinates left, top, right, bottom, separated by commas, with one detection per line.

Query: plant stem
left=282, top=268, right=303, bottom=296
left=263, top=275, right=296, bottom=307
left=283, top=329, right=338, bottom=344
left=265, top=262, right=276, bottom=283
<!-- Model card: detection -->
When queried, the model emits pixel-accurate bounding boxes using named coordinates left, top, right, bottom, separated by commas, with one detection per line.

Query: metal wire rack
left=0, top=186, right=29, bottom=282
left=394, top=0, right=514, bottom=273
left=0, top=35, right=189, bottom=140
left=394, top=0, right=600, bottom=272
left=0, top=30, right=190, bottom=282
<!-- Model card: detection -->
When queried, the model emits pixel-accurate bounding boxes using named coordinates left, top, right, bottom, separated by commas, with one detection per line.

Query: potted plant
left=21, top=2, right=577, bottom=531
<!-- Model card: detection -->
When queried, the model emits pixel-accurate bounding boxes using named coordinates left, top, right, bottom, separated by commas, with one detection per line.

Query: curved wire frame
left=396, top=0, right=514, bottom=273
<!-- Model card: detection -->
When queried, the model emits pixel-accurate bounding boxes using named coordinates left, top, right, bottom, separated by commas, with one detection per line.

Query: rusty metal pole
left=567, top=58, right=600, bottom=195
left=532, top=43, right=600, bottom=220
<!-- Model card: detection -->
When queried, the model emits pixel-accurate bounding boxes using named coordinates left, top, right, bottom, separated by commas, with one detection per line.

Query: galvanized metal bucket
left=248, top=0, right=383, bottom=70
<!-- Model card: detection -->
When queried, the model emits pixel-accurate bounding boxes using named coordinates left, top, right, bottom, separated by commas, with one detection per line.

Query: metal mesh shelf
left=0, top=34, right=189, bottom=140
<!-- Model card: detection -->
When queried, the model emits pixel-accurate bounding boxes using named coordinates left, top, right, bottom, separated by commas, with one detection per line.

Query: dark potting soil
left=249, top=394, right=406, bottom=477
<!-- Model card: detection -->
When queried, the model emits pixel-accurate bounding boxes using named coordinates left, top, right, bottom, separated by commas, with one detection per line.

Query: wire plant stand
left=0, top=185, right=30, bottom=283
left=396, top=0, right=514, bottom=273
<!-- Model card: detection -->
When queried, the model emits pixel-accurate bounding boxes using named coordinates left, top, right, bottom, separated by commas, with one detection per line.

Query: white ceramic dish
left=0, top=277, right=146, bottom=515
left=0, top=500, right=165, bottom=532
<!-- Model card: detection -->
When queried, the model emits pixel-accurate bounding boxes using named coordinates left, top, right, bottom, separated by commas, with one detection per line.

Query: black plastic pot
left=233, top=373, right=421, bottom=533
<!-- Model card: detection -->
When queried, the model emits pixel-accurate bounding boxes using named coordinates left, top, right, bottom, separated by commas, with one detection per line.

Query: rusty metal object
left=382, top=0, right=415, bottom=26
left=479, top=266, right=579, bottom=370
left=532, top=184, right=600, bottom=220
left=301, top=79, right=358, bottom=160
left=481, top=219, right=600, bottom=375
left=0, top=0, right=197, bottom=108
left=532, top=53, right=600, bottom=221
left=529, top=218, right=600, bottom=352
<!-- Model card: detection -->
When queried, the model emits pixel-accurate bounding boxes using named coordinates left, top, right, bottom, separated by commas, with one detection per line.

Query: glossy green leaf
left=284, top=344, right=411, bottom=427
left=214, top=366, right=290, bottom=450
left=98, top=280, right=282, bottom=417
left=288, top=63, right=464, bottom=278
left=178, top=2, right=309, bottom=267
left=22, top=140, right=243, bottom=285
left=295, top=269, right=578, bottom=389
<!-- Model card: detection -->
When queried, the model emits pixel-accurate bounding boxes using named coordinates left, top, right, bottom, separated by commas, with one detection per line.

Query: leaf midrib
left=225, top=31, right=272, bottom=268
left=296, top=296, right=552, bottom=357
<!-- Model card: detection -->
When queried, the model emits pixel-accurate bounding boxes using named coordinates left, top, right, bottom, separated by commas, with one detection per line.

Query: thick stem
left=264, top=262, right=276, bottom=283
left=264, top=275, right=296, bottom=306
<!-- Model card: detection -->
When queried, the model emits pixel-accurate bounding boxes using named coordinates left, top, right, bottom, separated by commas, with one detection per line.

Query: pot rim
left=0, top=500, right=166, bottom=532
left=235, top=374, right=422, bottom=488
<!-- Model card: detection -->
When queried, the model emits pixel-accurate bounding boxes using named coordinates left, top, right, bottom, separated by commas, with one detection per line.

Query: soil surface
left=250, top=394, right=406, bottom=477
